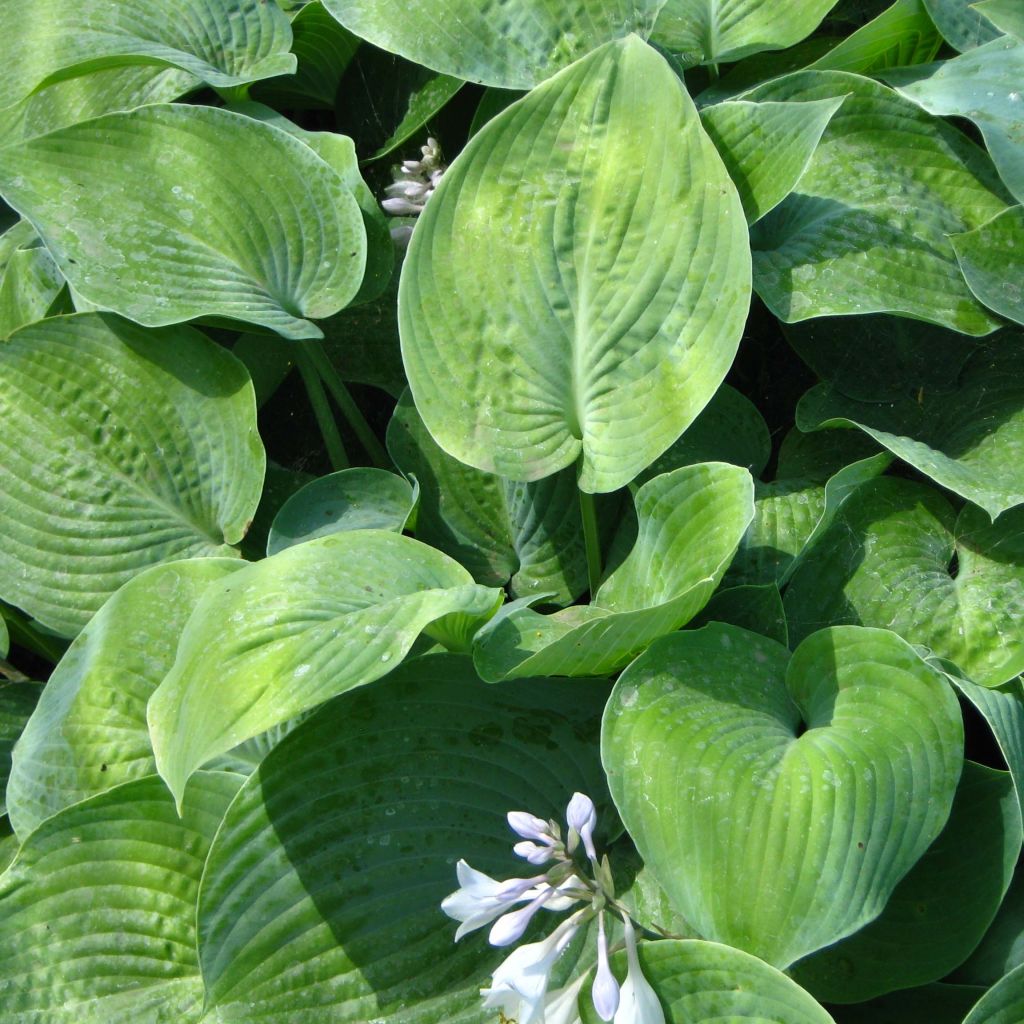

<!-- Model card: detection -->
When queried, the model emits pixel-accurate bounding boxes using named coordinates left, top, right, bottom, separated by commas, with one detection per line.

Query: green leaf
left=963, top=963, right=1024, bottom=1024
left=747, top=71, right=1009, bottom=335
left=0, top=243, right=65, bottom=337
left=387, top=390, right=588, bottom=605
left=322, top=0, right=663, bottom=89
left=400, top=38, right=751, bottom=493
left=797, top=339, right=1024, bottom=519
left=974, top=0, right=1024, bottom=39
left=582, top=939, right=835, bottom=1024
left=0, top=0, right=293, bottom=110
left=652, top=0, right=841, bottom=65
left=266, top=467, right=416, bottom=555
left=954, top=866, right=1024, bottom=986
left=791, top=761, right=1021, bottom=1002
left=0, top=682, right=39, bottom=817
left=784, top=477, right=1024, bottom=687
left=148, top=530, right=502, bottom=808
left=0, top=104, right=367, bottom=340
left=923, top=0, right=1001, bottom=49
left=0, top=772, right=242, bottom=1024
left=195, top=655, right=609, bottom=1023
left=0, top=313, right=263, bottom=637
left=603, top=623, right=964, bottom=968
left=473, top=462, right=754, bottom=680
left=887, top=39, right=1024, bottom=204
left=830, top=984, right=986, bottom=1024
left=808, top=0, right=943, bottom=74
left=6, top=558, right=243, bottom=840
left=953, top=207, right=1024, bottom=325
left=700, top=97, right=845, bottom=223
left=690, top=583, right=789, bottom=645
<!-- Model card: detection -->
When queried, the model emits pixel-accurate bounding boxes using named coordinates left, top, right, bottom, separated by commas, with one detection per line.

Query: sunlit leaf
left=953, top=207, right=1024, bottom=326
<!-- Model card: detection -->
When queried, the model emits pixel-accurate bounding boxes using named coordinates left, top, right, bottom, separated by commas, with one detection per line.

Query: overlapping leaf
left=953, top=208, right=1024, bottom=326
left=603, top=623, right=964, bottom=968
left=0, top=105, right=367, bottom=340
left=0, top=244, right=65, bottom=337
left=975, top=0, right=1024, bottom=39
left=400, top=37, right=751, bottom=493
left=963, top=963, right=1024, bottom=1024
left=923, top=0, right=1001, bottom=50
left=474, top=462, right=754, bottom=680
left=148, top=530, right=502, bottom=808
left=0, top=314, right=263, bottom=636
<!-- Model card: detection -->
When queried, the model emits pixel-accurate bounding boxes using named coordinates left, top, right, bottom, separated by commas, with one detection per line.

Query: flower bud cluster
left=441, top=792, right=665, bottom=1024
left=382, top=137, right=446, bottom=218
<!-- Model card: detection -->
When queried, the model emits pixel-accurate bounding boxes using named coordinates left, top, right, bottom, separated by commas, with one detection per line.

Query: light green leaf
left=0, top=243, right=65, bottom=337
left=401, top=38, right=751, bottom=492
left=603, top=623, right=964, bottom=968
left=266, top=467, right=416, bottom=555
left=791, top=761, right=1021, bottom=1002
left=322, top=0, right=663, bottom=88
left=0, top=682, right=39, bottom=817
left=473, top=462, right=754, bottom=680
left=808, top=0, right=942, bottom=74
left=974, top=0, right=1024, bottom=39
left=784, top=477, right=1024, bottom=687
left=963, top=963, right=1024, bottom=1024
left=924, top=0, right=1001, bottom=49
left=387, top=390, right=588, bottom=605
left=953, top=207, right=1024, bottom=325
left=582, top=939, right=835, bottom=1024
left=700, top=97, right=845, bottom=223
left=0, top=0, right=293, bottom=110
left=195, top=655, right=610, bottom=1023
left=0, top=772, right=242, bottom=1024
left=6, top=558, right=243, bottom=840
left=148, top=530, right=502, bottom=808
left=0, top=612, right=8, bottom=659
left=797, top=339, right=1024, bottom=518
left=887, top=39, right=1024, bottom=204
left=0, top=313, right=263, bottom=637
left=747, top=70, right=1009, bottom=335
left=652, top=0, right=840, bottom=66
left=0, top=104, right=367, bottom=340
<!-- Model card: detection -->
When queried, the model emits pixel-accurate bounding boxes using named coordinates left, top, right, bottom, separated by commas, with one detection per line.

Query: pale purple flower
left=566, top=792, right=598, bottom=861
left=441, top=859, right=546, bottom=941
left=515, top=839, right=558, bottom=865
left=592, top=912, right=620, bottom=1020
left=615, top=918, right=665, bottom=1024
left=508, top=810, right=557, bottom=843
left=490, top=886, right=560, bottom=947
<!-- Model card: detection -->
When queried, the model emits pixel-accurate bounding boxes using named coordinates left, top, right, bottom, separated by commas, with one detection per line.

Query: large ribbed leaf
left=400, top=38, right=751, bottom=493
left=923, top=0, right=1001, bottom=50
left=955, top=868, right=1024, bottom=986
left=797, top=339, right=1024, bottom=518
left=784, top=478, right=1024, bottom=687
left=963, top=964, right=1024, bottom=1024
left=651, top=0, right=840, bottom=65
left=0, top=0, right=293, bottom=110
left=0, top=243, right=64, bottom=337
left=6, top=559, right=243, bottom=840
left=887, top=39, right=1024, bottom=204
left=953, top=208, right=1024, bottom=327
left=0, top=105, right=366, bottom=340
left=0, top=682, right=38, bottom=817
left=0, top=314, right=263, bottom=637
left=148, top=531, right=502, bottom=808
left=322, top=0, right=663, bottom=88
left=792, top=762, right=1021, bottom=1002
left=0, top=772, right=241, bottom=1024
left=195, top=656, right=609, bottom=1023
left=387, top=390, right=588, bottom=605
left=603, top=624, right=964, bottom=968
left=747, top=71, right=1009, bottom=335
left=474, top=462, right=754, bottom=681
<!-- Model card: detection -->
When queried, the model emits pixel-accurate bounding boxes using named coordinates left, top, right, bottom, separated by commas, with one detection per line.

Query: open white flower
left=614, top=918, right=665, bottom=1024
left=442, top=860, right=546, bottom=941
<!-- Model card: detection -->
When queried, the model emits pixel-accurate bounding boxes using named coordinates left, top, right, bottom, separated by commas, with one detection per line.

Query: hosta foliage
left=1, top=0, right=1023, bottom=1021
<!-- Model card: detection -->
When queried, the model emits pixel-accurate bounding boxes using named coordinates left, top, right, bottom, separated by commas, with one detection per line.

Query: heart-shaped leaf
left=322, top=0, right=663, bottom=88
left=400, top=37, right=751, bottom=493
left=195, top=655, right=609, bottom=1023
left=0, top=772, right=241, bottom=1024
left=797, top=337, right=1024, bottom=519
left=0, top=0, right=293, bottom=111
left=791, top=761, right=1021, bottom=1002
left=603, top=623, right=964, bottom=968
left=0, top=104, right=367, bottom=340
left=387, top=390, right=588, bottom=605
left=887, top=38, right=1024, bottom=204
left=923, top=0, right=1002, bottom=50
left=474, top=462, right=754, bottom=680
left=6, top=558, right=244, bottom=840
left=0, top=313, right=263, bottom=637
left=148, top=530, right=503, bottom=808
left=651, top=0, right=840, bottom=65
left=266, top=468, right=417, bottom=555
left=784, top=478, right=1024, bottom=687
left=747, top=70, right=1009, bottom=335
left=963, top=963, right=1024, bottom=1024
left=953, top=208, right=1024, bottom=327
